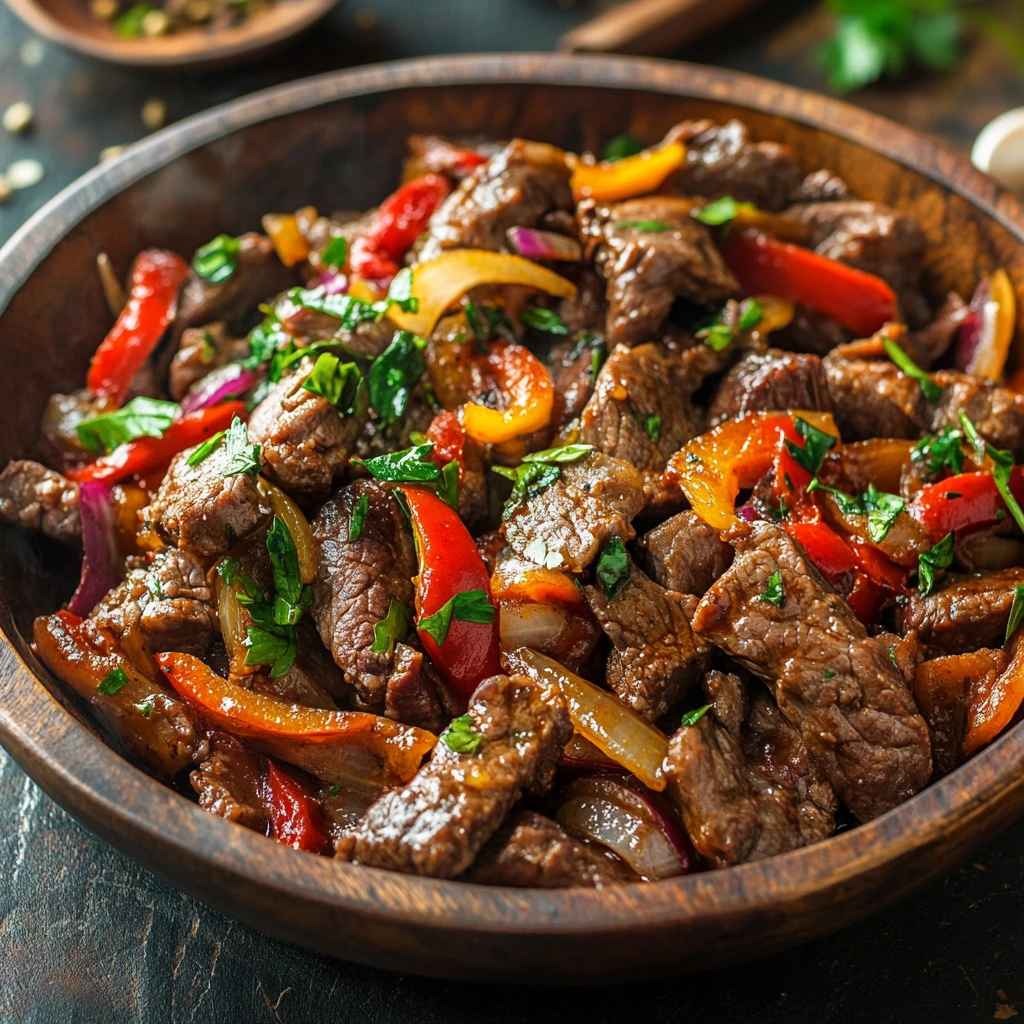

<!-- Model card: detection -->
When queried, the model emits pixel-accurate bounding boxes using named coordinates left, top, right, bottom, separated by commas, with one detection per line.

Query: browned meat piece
left=0, top=459, right=80, bottom=543
left=352, top=384, right=436, bottom=465
left=547, top=338, right=597, bottom=428
left=385, top=655, right=445, bottom=734
left=703, top=668, right=748, bottom=737
left=168, top=322, right=249, bottom=401
left=641, top=510, right=733, bottom=597
left=692, top=521, right=932, bottom=822
left=667, top=119, right=804, bottom=212
left=774, top=305, right=850, bottom=357
left=310, top=480, right=422, bottom=707
left=789, top=169, right=851, bottom=204
left=141, top=442, right=263, bottom=558
left=931, top=370, right=1024, bottom=458
left=585, top=560, right=709, bottom=722
left=580, top=196, right=738, bottom=348
left=276, top=294, right=400, bottom=353
left=902, top=292, right=971, bottom=368
left=782, top=201, right=928, bottom=324
left=467, top=811, right=630, bottom=888
left=665, top=686, right=836, bottom=868
left=502, top=451, right=645, bottom=573
left=823, top=356, right=926, bottom=440
left=337, top=673, right=572, bottom=878
left=248, top=357, right=364, bottom=501
left=901, top=568, right=1024, bottom=654
left=92, top=547, right=217, bottom=655
left=709, top=349, right=832, bottom=426
left=39, top=389, right=106, bottom=470
left=190, top=732, right=269, bottom=831
left=954, top=521, right=1024, bottom=573
left=416, top=139, right=573, bottom=262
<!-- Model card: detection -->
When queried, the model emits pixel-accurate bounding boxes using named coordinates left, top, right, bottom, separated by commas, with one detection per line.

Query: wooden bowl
left=4, top=0, right=340, bottom=69
left=2, top=55, right=1024, bottom=983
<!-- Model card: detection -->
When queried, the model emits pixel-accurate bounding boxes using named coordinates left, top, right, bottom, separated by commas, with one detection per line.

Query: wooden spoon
left=4, top=0, right=341, bottom=69
left=560, top=0, right=764, bottom=56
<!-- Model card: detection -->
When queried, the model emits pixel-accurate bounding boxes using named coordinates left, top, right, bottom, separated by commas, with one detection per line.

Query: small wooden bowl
left=4, top=0, right=340, bottom=69
left=2, top=55, right=1024, bottom=982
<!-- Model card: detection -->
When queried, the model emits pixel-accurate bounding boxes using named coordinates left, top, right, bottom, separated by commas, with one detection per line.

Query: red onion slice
left=507, top=227, right=582, bottom=262
left=316, top=268, right=349, bottom=295
left=180, top=362, right=264, bottom=414
left=68, top=480, right=122, bottom=616
left=954, top=277, right=990, bottom=373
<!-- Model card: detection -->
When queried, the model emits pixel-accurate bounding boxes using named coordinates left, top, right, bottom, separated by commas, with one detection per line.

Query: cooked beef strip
left=901, top=568, right=1024, bottom=654
left=580, top=196, right=738, bottom=349
left=773, top=305, right=851, bottom=357
left=248, top=357, right=364, bottom=501
left=954, top=522, right=1024, bottom=573
left=666, top=119, right=804, bottom=212
left=709, top=349, right=832, bottom=426
left=168, top=321, right=249, bottom=401
left=39, top=389, right=107, bottom=471
left=577, top=342, right=703, bottom=507
left=547, top=335, right=599, bottom=429
left=0, top=459, right=80, bottom=543
left=585, top=560, right=709, bottom=722
left=140, top=443, right=263, bottom=558
left=902, top=292, right=971, bottom=368
left=384, top=652, right=446, bottom=734
left=467, top=811, right=630, bottom=888
left=310, top=480, right=422, bottom=708
left=337, top=673, right=572, bottom=878
left=789, top=168, right=851, bottom=204
left=641, top=510, right=734, bottom=596
left=665, top=686, right=837, bottom=868
left=190, top=732, right=269, bottom=832
left=415, top=139, right=573, bottom=262
left=691, top=521, right=932, bottom=821
left=930, top=370, right=1024, bottom=457
left=92, top=546, right=217, bottom=655
left=703, top=668, right=748, bottom=738
left=502, top=451, right=645, bottom=573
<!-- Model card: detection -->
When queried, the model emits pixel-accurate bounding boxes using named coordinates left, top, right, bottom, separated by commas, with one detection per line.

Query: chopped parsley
left=97, top=667, right=128, bottom=695
left=367, top=331, right=426, bottom=427
left=679, top=704, right=711, bottom=727
left=596, top=537, right=630, bottom=599
left=616, top=219, right=671, bottom=232
left=186, top=416, right=261, bottom=475
left=217, top=556, right=239, bottom=585
left=738, top=297, right=763, bottom=331
left=883, top=337, right=943, bottom=404
left=602, top=133, right=644, bottom=162
left=193, top=234, right=241, bottom=284
left=806, top=480, right=905, bottom=543
left=370, top=598, right=413, bottom=654
left=76, top=396, right=180, bottom=454
left=493, top=444, right=594, bottom=518
left=696, top=321, right=735, bottom=353
left=356, top=442, right=458, bottom=510
left=911, top=426, right=965, bottom=479
left=521, top=307, right=569, bottom=335
left=464, top=302, right=515, bottom=345
left=692, top=196, right=740, bottom=226
left=302, top=353, right=364, bottom=413
left=417, top=590, right=496, bottom=647
left=349, top=493, right=369, bottom=541
left=888, top=645, right=900, bottom=668
left=113, top=3, right=152, bottom=37
left=443, top=715, right=483, bottom=754
left=1007, top=584, right=1024, bottom=642
left=134, top=697, right=155, bottom=718
left=645, top=414, right=662, bottom=442
left=243, top=629, right=297, bottom=679
left=822, top=668, right=837, bottom=681
left=761, top=569, right=784, bottom=607
left=321, top=236, right=348, bottom=269
left=917, top=532, right=955, bottom=597
left=266, top=516, right=308, bottom=627
left=785, top=416, right=837, bottom=479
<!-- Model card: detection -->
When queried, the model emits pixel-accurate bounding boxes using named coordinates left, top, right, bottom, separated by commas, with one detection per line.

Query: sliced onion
left=503, top=646, right=668, bottom=791
left=500, top=602, right=569, bottom=649
left=555, top=775, right=695, bottom=880
left=69, top=480, right=122, bottom=616
left=559, top=732, right=621, bottom=773
left=506, top=227, right=581, bottom=262
left=316, top=268, right=349, bottom=295
left=955, top=269, right=1017, bottom=380
left=180, top=362, right=264, bottom=415
left=216, top=573, right=251, bottom=678
left=256, top=476, right=318, bottom=583
left=96, top=252, right=126, bottom=318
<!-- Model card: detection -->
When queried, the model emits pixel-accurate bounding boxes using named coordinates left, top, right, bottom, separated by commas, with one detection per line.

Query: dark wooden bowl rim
left=2, top=54, right=1024, bottom=978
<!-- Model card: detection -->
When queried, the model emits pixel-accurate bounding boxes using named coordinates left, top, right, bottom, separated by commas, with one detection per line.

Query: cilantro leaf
left=444, top=715, right=483, bottom=754
left=615, top=219, right=672, bottom=233
left=217, top=556, right=239, bottom=585
left=187, top=430, right=226, bottom=466
left=917, top=532, right=955, bottom=597
left=367, top=331, right=426, bottom=427
left=359, top=443, right=440, bottom=483
left=1007, top=584, right=1024, bottom=642
left=113, top=3, right=152, bottom=38
left=761, top=569, right=784, bottom=607
left=266, top=516, right=305, bottom=619
left=645, top=414, right=662, bottom=442
left=697, top=321, right=735, bottom=352
left=285, top=286, right=385, bottom=330
left=738, top=297, right=763, bottom=331
left=222, top=416, right=261, bottom=476
left=883, top=337, right=943, bottom=404
left=693, top=196, right=747, bottom=226
left=76, top=396, right=180, bottom=453
left=823, top=668, right=837, bottom=681
left=602, top=134, right=644, bottom=162
left=494, top=444, right=595, bottom=518
left=785, top=416, right=837, bottom=478
left=302, top=353, right=364, bottom=413
left=193, top=234, right=241, bottom=284
left=243, top=627, right=297, bottom=679
left=371, top=598, right=413, bottom=654
left=349, top=493, right=369, bottom=541
left=520, top=307, right=569, bottom=335
left=418, top=590, right=496, bottom=647
left=596, top=537, right=630, bottom=599
left=97, top=667, right=128, bottom=695
left=911, top=426, right=965, bottom=479
left=521, top=444, right=594, bottom=465
left=437, top=458, right=460, bottom=511
left=386, top=268, right=419, bottom=314
left=464, top=302, right=515, bottom=345
left=321, top=236, right=348, bottom=269
left=242, top=315, right=289, bottom=371
left=590, top=338, right=609, bottom=381
left=807, top=479, right=905, bottom=543
left=680, top=704, right=711, bottom=727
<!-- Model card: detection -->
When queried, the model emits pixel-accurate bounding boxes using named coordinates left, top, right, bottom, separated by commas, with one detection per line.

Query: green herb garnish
left=761, top=569, right=784, bottom=607
left=359, top=443, right=441, bottom=483
left=321, top=236, right=348, bottom=269
left=493, top=444, right=595, bottom=518
left=693, top=196, right=740, bottom=226
left=911, top=426, right=965, bottom=479
left=302, top=353, right=364, bottom=413
left=616, top=219, right=672, bottom=233
left=823, top=668, right=837, bottom=681
left=521, top=307, right=569, bottom=335
left=444, top=715, right=483, bottom=754
left=738, top=297, right=764, bottom=331
left=417, top=590, right=496, bottom=647
left=76, top=396, right=180, bottom=454
left=193, top=234, right=241, bottom=284
left=696, top=321, right=735, bottom=353
left=217, top=556, right=239, bottom=586
left=97, top=667, right=128, bottom=695
left=959, top=411, right=1024, bottom=534
left=596, top=537, right=630, bottom=599
left=370, top=598, right=413, bottom=654
left=1007, top=584, right=1024, bottom=642
left=883, top=337, right=943, bottom=404
left=645, top=414, right=662, bottom=442
left=113, top=3, right=152, bottom=38
left=602, top=134, right=644, bottom=162
left=785, top=416, right=838, bottom=479
left=917, top=531, right=955, bottom=597
left=680, top=704, right=711, bottom=727
left=367, top=331, right=426, bottom=427
left=349, top=493, right=369, bottom=542
left=807, top=480, right=905, bottom=543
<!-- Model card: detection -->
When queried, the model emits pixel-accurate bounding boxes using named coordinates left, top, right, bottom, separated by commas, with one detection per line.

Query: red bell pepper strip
left=424, top=409, right=466, bottom=476
left=399, top=485, right=501, bottom=706
left=67, top=401, right=245, bottom=485
left=87, top=249, right=190, bottom=406
left=786, top=520, right=856, bottom=577
left=721, top=231, right=896, bottom=337
left=910, top=468, right=1024, bottom=540
left=265, top=760, right=328, bottom=854
left=349, top=174, right=450, bottom=283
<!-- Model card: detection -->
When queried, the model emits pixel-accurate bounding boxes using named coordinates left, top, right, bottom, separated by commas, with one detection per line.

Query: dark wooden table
left=2, top=2, right=1024, bottom=1021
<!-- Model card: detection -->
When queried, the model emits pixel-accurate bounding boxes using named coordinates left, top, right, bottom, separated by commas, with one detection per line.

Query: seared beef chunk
left=0, top=459, right=80, bottom=543
left=190, top=732, right=269, bottom=832
left=790, top=168, right=851, bottom=204
left=709, top=349, right=832, bottom=426
left=691, top=521, right=932, bottom=822
left=547, top=337, right=599, bottom=428
left=92, top=547, right=217, bottom=655
left=774, top=305, right=850, bottom=357
left=585, top=560, right=708, bottom=722
left=416, top=139, right=573, bottom=262
left=902, top=568, right=1024, bottom=654
left=954, top=522, right=1024, bottom=573
left=703, top=669, right=748, bottom=738
left=577, top=343, right=702, bottom=506
left=781, top=201, right=928, bottom=324
left=338, top=673, right=572, bottom=878
left=503, top=451, right=645, bottom=573
left=384, top=655, right=445, bottom=734
left=169, top=322, right=249, bottom=401
left=467, top=811, right=629, bottom=888
left=39, top=390, right=106, bottom=470
left=248, top=357, right=363, bottom=501
left=641, top=510, right=733, bottom=596
left=275, top=291, right=400, bottom=353
left=667, top=119, right=803, bottom=212
left=141, top=443, right=263, bottom=557
left=930, top=370, right=1024, bottom=457
left=665, top=685, right=836, bottom=868
left=580, top=196, right=738, bottom=348
left=903, top=292, right=971, bottom=368
left=310, top=481, right=422, bottom=708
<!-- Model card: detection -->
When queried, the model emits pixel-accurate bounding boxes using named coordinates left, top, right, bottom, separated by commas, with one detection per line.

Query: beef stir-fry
left=8, top=123, right=1024, bottom=886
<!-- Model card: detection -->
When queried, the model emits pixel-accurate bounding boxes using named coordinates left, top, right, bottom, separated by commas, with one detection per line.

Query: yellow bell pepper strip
left=570, top=140, right=686, bottom=203
left=955, top=268, right=1017, bottom=381
left=388, top=250, right=576, bottom=338
left=262, top=213, right=311, bottom=268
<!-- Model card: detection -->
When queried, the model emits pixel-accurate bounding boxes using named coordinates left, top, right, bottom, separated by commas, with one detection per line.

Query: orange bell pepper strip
left=265, top=760, right=328, bottom=854
left=962, top=633, right=1024, bottom=757
left=400, top=486, right=501, bottom=706
left=721, top=231, right=897, bottom=337
left=87, top=249, right=190, bottom=406
left=570, top=140, right=686, bottom=203
left=262, top=213, right=311, bottom=268
left=156, top=652, right=435, bottom=788
left=67, top=401, right=245, bottom=485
